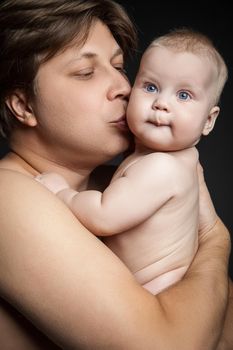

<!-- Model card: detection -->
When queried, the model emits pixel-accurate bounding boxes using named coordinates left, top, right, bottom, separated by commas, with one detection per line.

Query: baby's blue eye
left=178, top=91, right=191, bottom=100
left=145, top=83, right=158, bottom=93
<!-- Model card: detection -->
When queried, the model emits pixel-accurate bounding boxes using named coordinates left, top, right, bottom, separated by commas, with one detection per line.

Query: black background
left=119, top=1, right=233, bottom=278
left=0, top=1, right=232, bottom=277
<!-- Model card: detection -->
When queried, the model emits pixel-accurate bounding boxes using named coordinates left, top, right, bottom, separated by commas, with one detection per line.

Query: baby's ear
left=5, top=90, right=37, bottom=127
left=202, top=106, right=220, bottom=136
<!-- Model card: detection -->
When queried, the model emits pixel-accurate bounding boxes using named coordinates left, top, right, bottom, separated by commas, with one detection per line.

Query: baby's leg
left=141, top=266, right=188, bottom=295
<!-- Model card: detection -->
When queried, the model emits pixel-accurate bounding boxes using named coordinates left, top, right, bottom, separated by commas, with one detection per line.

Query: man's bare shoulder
left=0, top=168, right=71, bottom=231
left=0, top=168, right=96, bottom=243
left=0, top=168, right=49, bottom=201
left=0, top=167, right=32, bottom=182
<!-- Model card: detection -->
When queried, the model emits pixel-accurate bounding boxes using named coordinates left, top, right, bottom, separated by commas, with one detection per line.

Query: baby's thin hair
left=148, top=27, right=228, bottom=104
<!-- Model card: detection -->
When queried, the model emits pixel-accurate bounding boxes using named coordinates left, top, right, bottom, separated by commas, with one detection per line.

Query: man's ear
left=202, top=106, right=220, bottom=136
left=5, top=90, right=37, bottom=127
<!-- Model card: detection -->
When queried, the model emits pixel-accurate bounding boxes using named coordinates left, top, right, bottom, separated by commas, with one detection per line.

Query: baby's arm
left=35, top=173, right=79, bottom=205
left=36, top=155, right=182, bottom=236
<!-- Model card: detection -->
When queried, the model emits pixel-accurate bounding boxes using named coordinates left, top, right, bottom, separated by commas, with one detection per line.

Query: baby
left=36, top=28, right=228, bottom=294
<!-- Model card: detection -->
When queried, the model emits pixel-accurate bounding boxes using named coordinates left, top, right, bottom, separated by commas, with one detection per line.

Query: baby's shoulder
left=122, top=152, right=180, bottom=182
left=132, top=149, right=198, bottom=180
left=136, top=151, right=180, bottom=170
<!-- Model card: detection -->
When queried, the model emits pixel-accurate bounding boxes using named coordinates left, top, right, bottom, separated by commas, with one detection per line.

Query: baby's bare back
left=104, top=147, right=199, bottom=294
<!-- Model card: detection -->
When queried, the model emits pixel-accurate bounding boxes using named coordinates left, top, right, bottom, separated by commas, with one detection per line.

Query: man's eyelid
left=112, top=56, right=124, bottom=65
left=70, top=67, right=94, bottom=79
left=114, top=63, right=126, bottom=71
left=70, top=65, right=94, bottom=73
left=111, top=49, right=124, bottom=63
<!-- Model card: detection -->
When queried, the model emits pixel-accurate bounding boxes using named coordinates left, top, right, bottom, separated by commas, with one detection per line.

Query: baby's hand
left=35, top=172, right=70, bottom=194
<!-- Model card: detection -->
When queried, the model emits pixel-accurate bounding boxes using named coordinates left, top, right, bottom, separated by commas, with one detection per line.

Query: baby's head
left=148, top=28, right=228, bottom=106
left=127, top=28, right=228, bottom=152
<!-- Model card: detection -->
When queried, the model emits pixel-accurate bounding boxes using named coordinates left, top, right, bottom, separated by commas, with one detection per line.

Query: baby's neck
left=133, top=141, right=154, bottom=157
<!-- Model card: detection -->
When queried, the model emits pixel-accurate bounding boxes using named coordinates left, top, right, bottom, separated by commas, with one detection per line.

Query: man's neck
left=1, top=146, right=91, bottom=191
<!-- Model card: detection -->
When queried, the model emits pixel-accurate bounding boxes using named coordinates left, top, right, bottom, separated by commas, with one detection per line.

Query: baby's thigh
left=141, top=265, right=189, bottom=295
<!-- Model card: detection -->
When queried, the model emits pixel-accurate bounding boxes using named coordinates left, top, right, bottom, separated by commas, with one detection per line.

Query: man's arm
left=0, top=169, right=230, bottom=350
left=197, top=163, right=232, bottom=349
left=217, top=279, right=233, bottom=349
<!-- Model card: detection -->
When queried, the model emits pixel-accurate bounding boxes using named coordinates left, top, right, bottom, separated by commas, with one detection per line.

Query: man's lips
left=110, top=116, right=129, bottom=130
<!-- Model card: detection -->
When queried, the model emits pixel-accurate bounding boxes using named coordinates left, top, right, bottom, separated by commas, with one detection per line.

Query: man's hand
left=197, top=162, right=218, bottom=237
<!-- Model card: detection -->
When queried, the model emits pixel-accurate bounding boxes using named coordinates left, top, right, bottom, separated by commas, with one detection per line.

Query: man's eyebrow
left=67, top=47, right=123, bottom=65
left=80, top=47, right=123, bottom=59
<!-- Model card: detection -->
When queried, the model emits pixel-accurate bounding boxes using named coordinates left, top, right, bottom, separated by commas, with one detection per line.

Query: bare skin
left=38, top=147, right=200, bottom=295
left=37, top=45, right=222, bottom=295
left=218, top=283, right=233, bottom=350
left=0, top=152, right=231, bottom=350
left=0, top=20, right=231, bottom=349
